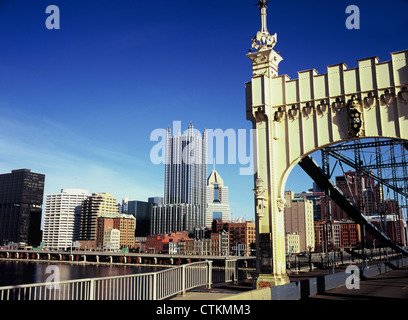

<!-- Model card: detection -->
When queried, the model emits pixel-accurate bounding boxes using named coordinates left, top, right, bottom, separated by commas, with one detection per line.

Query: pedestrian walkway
left=169, top=282, right=254, bottom=300
left=171, top=256, right=407, bottom=300
left=307, top=265, right=408, bottom=300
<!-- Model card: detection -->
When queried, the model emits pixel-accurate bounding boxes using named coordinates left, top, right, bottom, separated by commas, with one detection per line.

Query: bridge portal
left=246, top=1, right=408, bottom=288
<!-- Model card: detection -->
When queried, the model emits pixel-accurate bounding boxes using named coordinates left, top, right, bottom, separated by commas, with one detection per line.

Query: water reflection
left=0, top=261, right=166, bottom=287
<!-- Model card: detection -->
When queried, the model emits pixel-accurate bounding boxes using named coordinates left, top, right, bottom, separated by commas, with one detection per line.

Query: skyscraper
left=151, top=123, right=207, bottom=235
left=42, top=188, right=90, bottom=250
left=284, top=191, right=315, bottom=252
left=206, top=169, right=231, bottom=227
left=0, top=169, right=45, bottom=245
left=128, top=200, right=152, bottom=237
left=79, top=192, right=118, bottom=247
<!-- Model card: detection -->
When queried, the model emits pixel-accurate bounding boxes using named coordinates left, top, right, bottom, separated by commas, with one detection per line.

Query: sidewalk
left=169, top=282, right=254, bottom=300
left=171, top=256, right=406, bottom=300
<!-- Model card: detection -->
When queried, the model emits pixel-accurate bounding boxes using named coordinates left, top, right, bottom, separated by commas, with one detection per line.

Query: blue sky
left=0, top=0, right=407, bottom=221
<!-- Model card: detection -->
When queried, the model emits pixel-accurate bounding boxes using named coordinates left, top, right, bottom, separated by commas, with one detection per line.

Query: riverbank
left=0, top=257, right=173, bottom=269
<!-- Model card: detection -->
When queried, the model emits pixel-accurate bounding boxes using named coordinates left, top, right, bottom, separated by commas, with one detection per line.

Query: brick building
left=96, top=213, right=136, bottom=250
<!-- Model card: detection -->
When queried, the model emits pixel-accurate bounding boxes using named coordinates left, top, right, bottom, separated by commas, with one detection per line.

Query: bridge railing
left=225, top=259, right=238, bottom=283
left=286, top=247, right=403, bottom=274
left=0, top=260, right=213, bottom=301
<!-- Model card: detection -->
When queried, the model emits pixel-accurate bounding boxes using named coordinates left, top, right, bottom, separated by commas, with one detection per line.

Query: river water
left=0, top=260, right=166, bottom=287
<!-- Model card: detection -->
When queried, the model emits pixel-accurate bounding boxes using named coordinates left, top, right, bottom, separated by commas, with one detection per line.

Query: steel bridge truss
left=299, top=155, right=408, bottom=256
left=304, top=138, right=408, bottom=252
left=321, top=138, right=408, bottom=214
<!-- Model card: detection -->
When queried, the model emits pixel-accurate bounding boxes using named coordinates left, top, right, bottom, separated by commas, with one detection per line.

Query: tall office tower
left=148, top=196, right=163, bottom=206
left=151, top=123, right=207, bottom=235
left=0, top=169, right=45, bottom=246
left=128, top=200, right=152, bottom=237
left=118, top=197, right=130, bottom=214
left=294, top=190, right=325, bottom=222
left=206, top=169, right=230, bottom=227
left=164, top=123, right=207, bottom=208
left=284, top=191, right=315, bottom=252
left=42, top=189, right=90, bottom=250
left=79, top=192, right=118, bottom=246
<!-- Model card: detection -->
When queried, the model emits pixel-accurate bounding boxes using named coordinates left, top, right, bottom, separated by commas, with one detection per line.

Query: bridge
left=1, top=247, right=406, bottom=300
left=0, top=257, right=258, bottom=300
left=0, top=249, right=255, bottom=267
left=0, top=260, right=214, bottom=300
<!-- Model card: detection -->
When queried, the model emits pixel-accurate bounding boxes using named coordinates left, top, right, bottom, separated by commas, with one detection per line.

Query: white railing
left=0, top=261, right=212, bottom=301
left=225, top=259, right=238, bottom=283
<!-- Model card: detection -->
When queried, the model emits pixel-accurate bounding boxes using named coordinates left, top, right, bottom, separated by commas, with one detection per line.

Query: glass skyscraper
left=0, top=169, right=45, bottom=246
left=151, top=123, right=207, bottom=235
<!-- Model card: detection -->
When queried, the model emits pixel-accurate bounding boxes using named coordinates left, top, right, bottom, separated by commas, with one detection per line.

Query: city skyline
left=0, top=0, right=407, bottom=221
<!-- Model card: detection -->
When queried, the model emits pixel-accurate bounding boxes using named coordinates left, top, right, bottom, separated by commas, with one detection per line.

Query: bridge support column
left=96, top=256, right=99, bottom=263
left=247, top=4, right=289, bottom=288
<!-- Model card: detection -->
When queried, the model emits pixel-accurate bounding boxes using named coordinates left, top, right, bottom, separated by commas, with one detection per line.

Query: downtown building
left=225, top=220, right=256, bottom=256
left=96, top=213, right=136, bottom=250
left=0, top=169, right=45, bottom=246
left=78, top=192, right=119, bottom=249
left=42, top=188, right=90, bottom=250
left=319, top=171, right=379, bottom=221
left=284, top=191, right=315, bottom=252
left=128, top=198, right=159, bottom=237
left=206, top=169, right=230, bottom=227
left=150, top=123, right=207, bottom=236
left=314, top=220, right=361, bottom=251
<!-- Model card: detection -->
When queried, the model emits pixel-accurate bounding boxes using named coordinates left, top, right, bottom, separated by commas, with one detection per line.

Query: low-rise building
left=96, top=213, right=136, bottom=250
left=225, top=220, right=256, bottom=256
left=103, top=228, right=120, bottom=251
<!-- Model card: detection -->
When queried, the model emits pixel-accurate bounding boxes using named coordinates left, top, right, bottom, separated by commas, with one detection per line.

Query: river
left=0, top=260, right=167, bottom=287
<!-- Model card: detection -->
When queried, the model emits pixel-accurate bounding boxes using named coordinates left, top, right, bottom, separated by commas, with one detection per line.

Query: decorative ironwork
left=347, top=95, right=363, bottom=136
left=250, top=0, right=277, bottom=52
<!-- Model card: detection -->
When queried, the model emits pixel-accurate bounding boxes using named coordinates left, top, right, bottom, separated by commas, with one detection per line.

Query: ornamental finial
left=250, top=0, right=277, bottom=52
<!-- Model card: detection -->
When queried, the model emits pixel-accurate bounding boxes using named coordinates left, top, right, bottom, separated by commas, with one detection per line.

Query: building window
left=213, top=184, right=220, bottom=202
left=213, top=212, right=222, bottom=221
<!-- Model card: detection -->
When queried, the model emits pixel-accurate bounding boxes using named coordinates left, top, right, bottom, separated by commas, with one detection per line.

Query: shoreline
left=0, top=257, right=256, bottom=271
left=0, top=257, right=173, bottom=268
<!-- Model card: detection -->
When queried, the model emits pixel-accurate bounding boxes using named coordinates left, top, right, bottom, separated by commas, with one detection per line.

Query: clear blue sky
left=0, top=0, right=407, bottom=221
